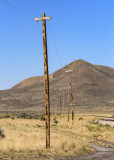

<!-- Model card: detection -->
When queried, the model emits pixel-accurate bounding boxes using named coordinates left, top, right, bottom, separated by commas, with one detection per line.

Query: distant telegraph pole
left=60, top=95, right=61, bottom=115
left=66, top=70, right=74, bottom=125
left=68, top=88, right=70, bottom=122
left=56, top=104, right=58, bottom=115
left=63, top=91, right=64, bottom=115
left=35, top=13, right=51, bottom=149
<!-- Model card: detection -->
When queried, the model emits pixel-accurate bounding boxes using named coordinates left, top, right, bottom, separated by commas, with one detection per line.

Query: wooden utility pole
left=66, top=70, right=74, bottom=125
left=63, top=92, right=64, bottom=115
left=69, top=73, right=74, bottom=125
left=35, top=13, right=51, bottom=149
left=56, top=104, right=58, bottom=115
left=68, top=88, right=70, bottom=122
left=60, top=95, right=61, bottom=115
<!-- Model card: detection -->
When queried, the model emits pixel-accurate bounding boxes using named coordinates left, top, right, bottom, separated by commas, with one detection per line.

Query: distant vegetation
left=0, top=112, right=46, bottom=120
left=0, top=129, right=5, bottom=139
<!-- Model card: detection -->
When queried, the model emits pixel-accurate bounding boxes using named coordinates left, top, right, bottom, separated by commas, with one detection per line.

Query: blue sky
left=0, top=0, right=114, bottom=90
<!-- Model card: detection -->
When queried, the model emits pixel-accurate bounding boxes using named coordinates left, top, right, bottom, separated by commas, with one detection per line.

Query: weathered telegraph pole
left=60, top=95, right=61, bottom=115
left=66, top=70, right=74, bottom=125
left=68, top=88, right=70, bottom=122
left=56, top=104, right=58, bottom=115
left=35, top=13, right=51, bottom=149
left=63, top=91, right=64, bottom=115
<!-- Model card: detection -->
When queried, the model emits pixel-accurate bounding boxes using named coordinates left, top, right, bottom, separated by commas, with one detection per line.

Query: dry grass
left=0, top=114, right=113, bottom=159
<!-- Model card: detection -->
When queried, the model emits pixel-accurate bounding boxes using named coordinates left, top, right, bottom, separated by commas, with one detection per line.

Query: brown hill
left=0, top=59, right=114, bottom=113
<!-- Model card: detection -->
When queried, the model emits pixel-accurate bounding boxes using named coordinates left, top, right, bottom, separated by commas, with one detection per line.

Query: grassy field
left=0, top=114, right=114, bottom=160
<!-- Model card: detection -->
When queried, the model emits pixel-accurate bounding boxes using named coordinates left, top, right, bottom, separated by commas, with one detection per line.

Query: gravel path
left=86, top=115, right=114, bottom=127
left=98, top=120, right=114, bottom=127
left=57, top=144, right=114, bottom=160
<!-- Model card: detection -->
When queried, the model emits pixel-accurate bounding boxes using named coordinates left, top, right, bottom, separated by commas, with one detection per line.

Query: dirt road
left=57, top=144, right=114, bottom=160
left=86, top=115, right=114, bottom=127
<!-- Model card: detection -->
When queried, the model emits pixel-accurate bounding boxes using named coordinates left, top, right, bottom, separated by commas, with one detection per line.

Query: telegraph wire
left=1, top=0, right=63, bottom=71
left=1, top=0, right=35, bottom=17
left=1, top=0, right=43, bottom=37
left=1, top=0, right=35, bottom=21
left=49, top=21, right=70, bottom=73
left=48, top=21, right=73, bottom=115
left=1, top=0, right=70, bottom=74
left=47, top=48, right=59, bottom=74
left=48, top=21, right=64, bottom=68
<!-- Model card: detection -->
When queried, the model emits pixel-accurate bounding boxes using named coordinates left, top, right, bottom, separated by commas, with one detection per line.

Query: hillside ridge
left=0, top=59, right=114, bottom=113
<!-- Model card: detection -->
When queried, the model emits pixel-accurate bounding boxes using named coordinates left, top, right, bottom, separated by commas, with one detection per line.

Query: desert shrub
left=0, top=113, right=47, bottom=120
left=40, top=115, right=45, bottom=121
left=79, top=117, right=83, bottom=120
left=0, top=113, right=11, bottom=119
left=0, top=129, right=5, bottom=138
left=53, top=118, right=58, bottom=124
left=17, top=113, right=28, bottom=119
left=97, top=123, right=111, bottom=128
left=17, top=113, right=37, bottom=119
left=61, top=141, right=68, bottom=150
left=87, top=123, right=111, bottom=132
left=37, top=124, right=42, bottom=128
left=4, top=114, right=10, bottom=118
left=87, top=124, right=102, bottom=132
left=103, top=124, right=111, bottom=128
left=88, top=126, right=96, bottom=132
left=10, top=114, right=15, bottom=120
left=0, top=115, right=3, bottom=119
left=11, top=116, right=15, bottom=120
left=17, top=113, right=41, bottom=119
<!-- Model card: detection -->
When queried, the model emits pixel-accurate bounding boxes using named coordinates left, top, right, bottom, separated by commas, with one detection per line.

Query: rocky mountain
left=0, top=59, right=114, bottom=113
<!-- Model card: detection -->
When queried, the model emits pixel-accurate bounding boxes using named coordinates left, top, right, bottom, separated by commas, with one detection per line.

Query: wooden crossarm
left=35, top=17, right=51, bottom=21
